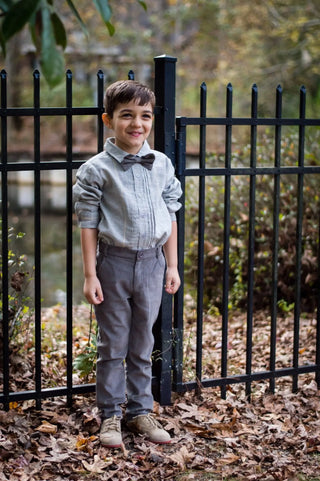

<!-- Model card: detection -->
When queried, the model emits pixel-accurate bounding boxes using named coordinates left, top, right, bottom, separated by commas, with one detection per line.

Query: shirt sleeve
left=162, top=158, right=183, bottom=221
left=73, top=162, right=102, bottom=228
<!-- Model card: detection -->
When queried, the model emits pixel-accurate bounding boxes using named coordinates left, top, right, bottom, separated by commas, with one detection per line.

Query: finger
left=165, top=282, right=174, bottom=294
left=95, top=287, right=104, bottom=303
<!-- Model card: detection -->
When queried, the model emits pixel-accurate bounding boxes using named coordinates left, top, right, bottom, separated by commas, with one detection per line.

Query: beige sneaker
left=127, top=413, right=171, bottom=444
left=100, top=416, right=122, bottom=448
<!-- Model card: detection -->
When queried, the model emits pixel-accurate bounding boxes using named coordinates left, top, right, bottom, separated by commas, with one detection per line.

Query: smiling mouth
left=129, top=132, right=142, bottom=137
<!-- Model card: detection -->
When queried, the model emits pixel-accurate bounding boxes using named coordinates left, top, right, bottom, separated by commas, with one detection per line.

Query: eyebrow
left=119, top=108, right=153, bottom=114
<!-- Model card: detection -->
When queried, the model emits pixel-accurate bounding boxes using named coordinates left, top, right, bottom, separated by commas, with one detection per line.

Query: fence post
left=153, top=55, right=177, bottom=164
left=152, top=55, right=177, bottom=405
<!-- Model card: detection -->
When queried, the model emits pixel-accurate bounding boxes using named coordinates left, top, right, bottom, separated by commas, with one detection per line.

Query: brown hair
left=104, top=80, right=156, bottom=118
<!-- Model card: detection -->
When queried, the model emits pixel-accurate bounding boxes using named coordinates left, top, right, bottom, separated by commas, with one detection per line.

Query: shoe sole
left=128, top=430, right=171, bottom=444
left=152, top=439, right=171, bottom=444
left=100, top=442, right=122, bottom=448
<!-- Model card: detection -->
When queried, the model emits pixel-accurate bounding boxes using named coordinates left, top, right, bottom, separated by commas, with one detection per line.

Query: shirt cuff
left=75, top=203, right=100, bottom=228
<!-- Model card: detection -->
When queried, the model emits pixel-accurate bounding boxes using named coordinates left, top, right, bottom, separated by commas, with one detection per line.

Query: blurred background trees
left=1, top=0, right=319, bottom=117
left=1, top=0, right=319, bottom=313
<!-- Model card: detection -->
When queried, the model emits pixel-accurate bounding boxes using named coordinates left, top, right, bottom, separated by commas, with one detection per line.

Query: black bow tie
left=121, top=153, right=155, bottom=171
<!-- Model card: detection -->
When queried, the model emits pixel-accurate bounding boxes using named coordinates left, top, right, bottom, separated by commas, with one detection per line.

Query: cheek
left=145, top=122, right=153, bottom=134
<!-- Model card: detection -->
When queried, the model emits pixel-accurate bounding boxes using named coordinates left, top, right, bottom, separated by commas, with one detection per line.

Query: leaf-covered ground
left=1, top=381, right=320, bottom=480
left=1, top=305, right=320, bottom=480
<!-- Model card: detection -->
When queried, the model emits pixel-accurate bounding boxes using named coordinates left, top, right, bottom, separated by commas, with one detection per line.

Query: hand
left=165, top=267, right=181, bottom=295
left=83, top=275, right=104, bottom=305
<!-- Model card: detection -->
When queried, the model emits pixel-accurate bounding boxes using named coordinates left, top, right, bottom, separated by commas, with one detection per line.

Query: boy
left=73, top=80, right=182, bottom=448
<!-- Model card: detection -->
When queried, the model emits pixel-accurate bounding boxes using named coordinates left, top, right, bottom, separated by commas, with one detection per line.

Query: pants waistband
left=98, top=241, right=162, bottom=260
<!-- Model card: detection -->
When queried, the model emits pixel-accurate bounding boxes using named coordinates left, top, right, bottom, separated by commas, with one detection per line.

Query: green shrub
left=73, top=332, right=97, bottom=381
left=73, top=307, right=97, bottom=381
left=184, top=130, right=320, bottom=313
left=0, top=222, right=34, bottom=349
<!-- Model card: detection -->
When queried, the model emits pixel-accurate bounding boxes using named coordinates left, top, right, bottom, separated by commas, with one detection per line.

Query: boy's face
left=102, top=100, right=153, bottom=154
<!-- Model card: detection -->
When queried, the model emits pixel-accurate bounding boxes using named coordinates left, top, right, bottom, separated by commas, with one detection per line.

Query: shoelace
left=101, top=416, right=120, bottom=433
left=141, top=414, right=162, bottom=428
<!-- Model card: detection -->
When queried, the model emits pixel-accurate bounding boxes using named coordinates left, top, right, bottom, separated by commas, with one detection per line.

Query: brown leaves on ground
left=2, top=306, right=320, bottom=479
left=1, top=379, right=320, bottom=480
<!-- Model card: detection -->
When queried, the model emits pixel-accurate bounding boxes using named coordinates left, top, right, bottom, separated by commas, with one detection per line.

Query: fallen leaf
left=44, top=451, right=70, bottom=462
left=76, top=434, right=97, bottom=455
left=184, top=422, right=216, bottom=438
left=82, top=454, right=112, bottom=473
left=168, top=445, right=195, bottom=470
left=35, top=421, right=58, bottom=434
left=164, top=417, right=181, bottom=435
left=219, top=453, right=241, bottom=465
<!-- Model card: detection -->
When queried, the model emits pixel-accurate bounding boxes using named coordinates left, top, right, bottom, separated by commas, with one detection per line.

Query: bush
left=0, top=222, right=34, bottom=352
left=184, top=130, right=320, bottom=313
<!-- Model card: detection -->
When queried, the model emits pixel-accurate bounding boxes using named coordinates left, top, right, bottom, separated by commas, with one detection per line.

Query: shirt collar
left=104, top=138, right=152, bottom=164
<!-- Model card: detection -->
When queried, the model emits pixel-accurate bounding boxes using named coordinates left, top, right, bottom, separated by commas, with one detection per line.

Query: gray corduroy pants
left=94, top=242, right=165, bottom=419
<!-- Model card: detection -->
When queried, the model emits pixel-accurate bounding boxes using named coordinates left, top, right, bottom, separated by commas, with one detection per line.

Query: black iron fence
left=0, top=56, right=176, bottom=409
left=0, top=68, right=105, bottom=409
left=1, top=55, right=320, bottom=409
left=172, top=77, right=320, bottom=400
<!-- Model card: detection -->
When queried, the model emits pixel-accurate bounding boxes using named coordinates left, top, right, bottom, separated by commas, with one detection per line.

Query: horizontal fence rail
left=174, top=81, right=320, bottom=399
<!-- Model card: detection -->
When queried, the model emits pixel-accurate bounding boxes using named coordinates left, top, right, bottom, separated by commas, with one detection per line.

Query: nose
left=131, top=115, right=142, bottom=127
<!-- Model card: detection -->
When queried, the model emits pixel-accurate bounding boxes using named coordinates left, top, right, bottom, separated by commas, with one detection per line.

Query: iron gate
left=171, top=71, right=320, bottom=400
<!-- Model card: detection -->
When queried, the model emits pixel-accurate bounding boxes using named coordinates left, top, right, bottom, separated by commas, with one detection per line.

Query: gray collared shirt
left=73, top=138, right=182, bottom=250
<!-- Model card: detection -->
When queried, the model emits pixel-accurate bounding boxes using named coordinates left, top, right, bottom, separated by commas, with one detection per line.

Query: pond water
left=6, top=179, right=85, bottom=307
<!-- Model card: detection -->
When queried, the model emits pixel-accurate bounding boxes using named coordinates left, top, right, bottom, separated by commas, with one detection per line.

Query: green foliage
left=0, top=222, right=34, bottom=344
left=277, top=299, right=295, bottom=315
left=73, top=310, right=97, bottom=380
left=184, top=129, right=320, bottom=314
left=73, top=331, right=97, bottom=380
left=2, top=0, right=40, bottom=44
left=38, top=2, right=65, bottom=87
left=0, top=0, right=147, bottom=87
left=92, top=0, right=114, bottom=36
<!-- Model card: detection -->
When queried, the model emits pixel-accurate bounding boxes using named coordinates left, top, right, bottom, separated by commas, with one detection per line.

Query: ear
left=102, top=113, right=113, bottom=129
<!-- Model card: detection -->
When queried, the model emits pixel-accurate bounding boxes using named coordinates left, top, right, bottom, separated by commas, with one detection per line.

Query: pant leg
left=95, top=251, right=134, bottom=418
left=126, top=249, right=166, bottom=417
